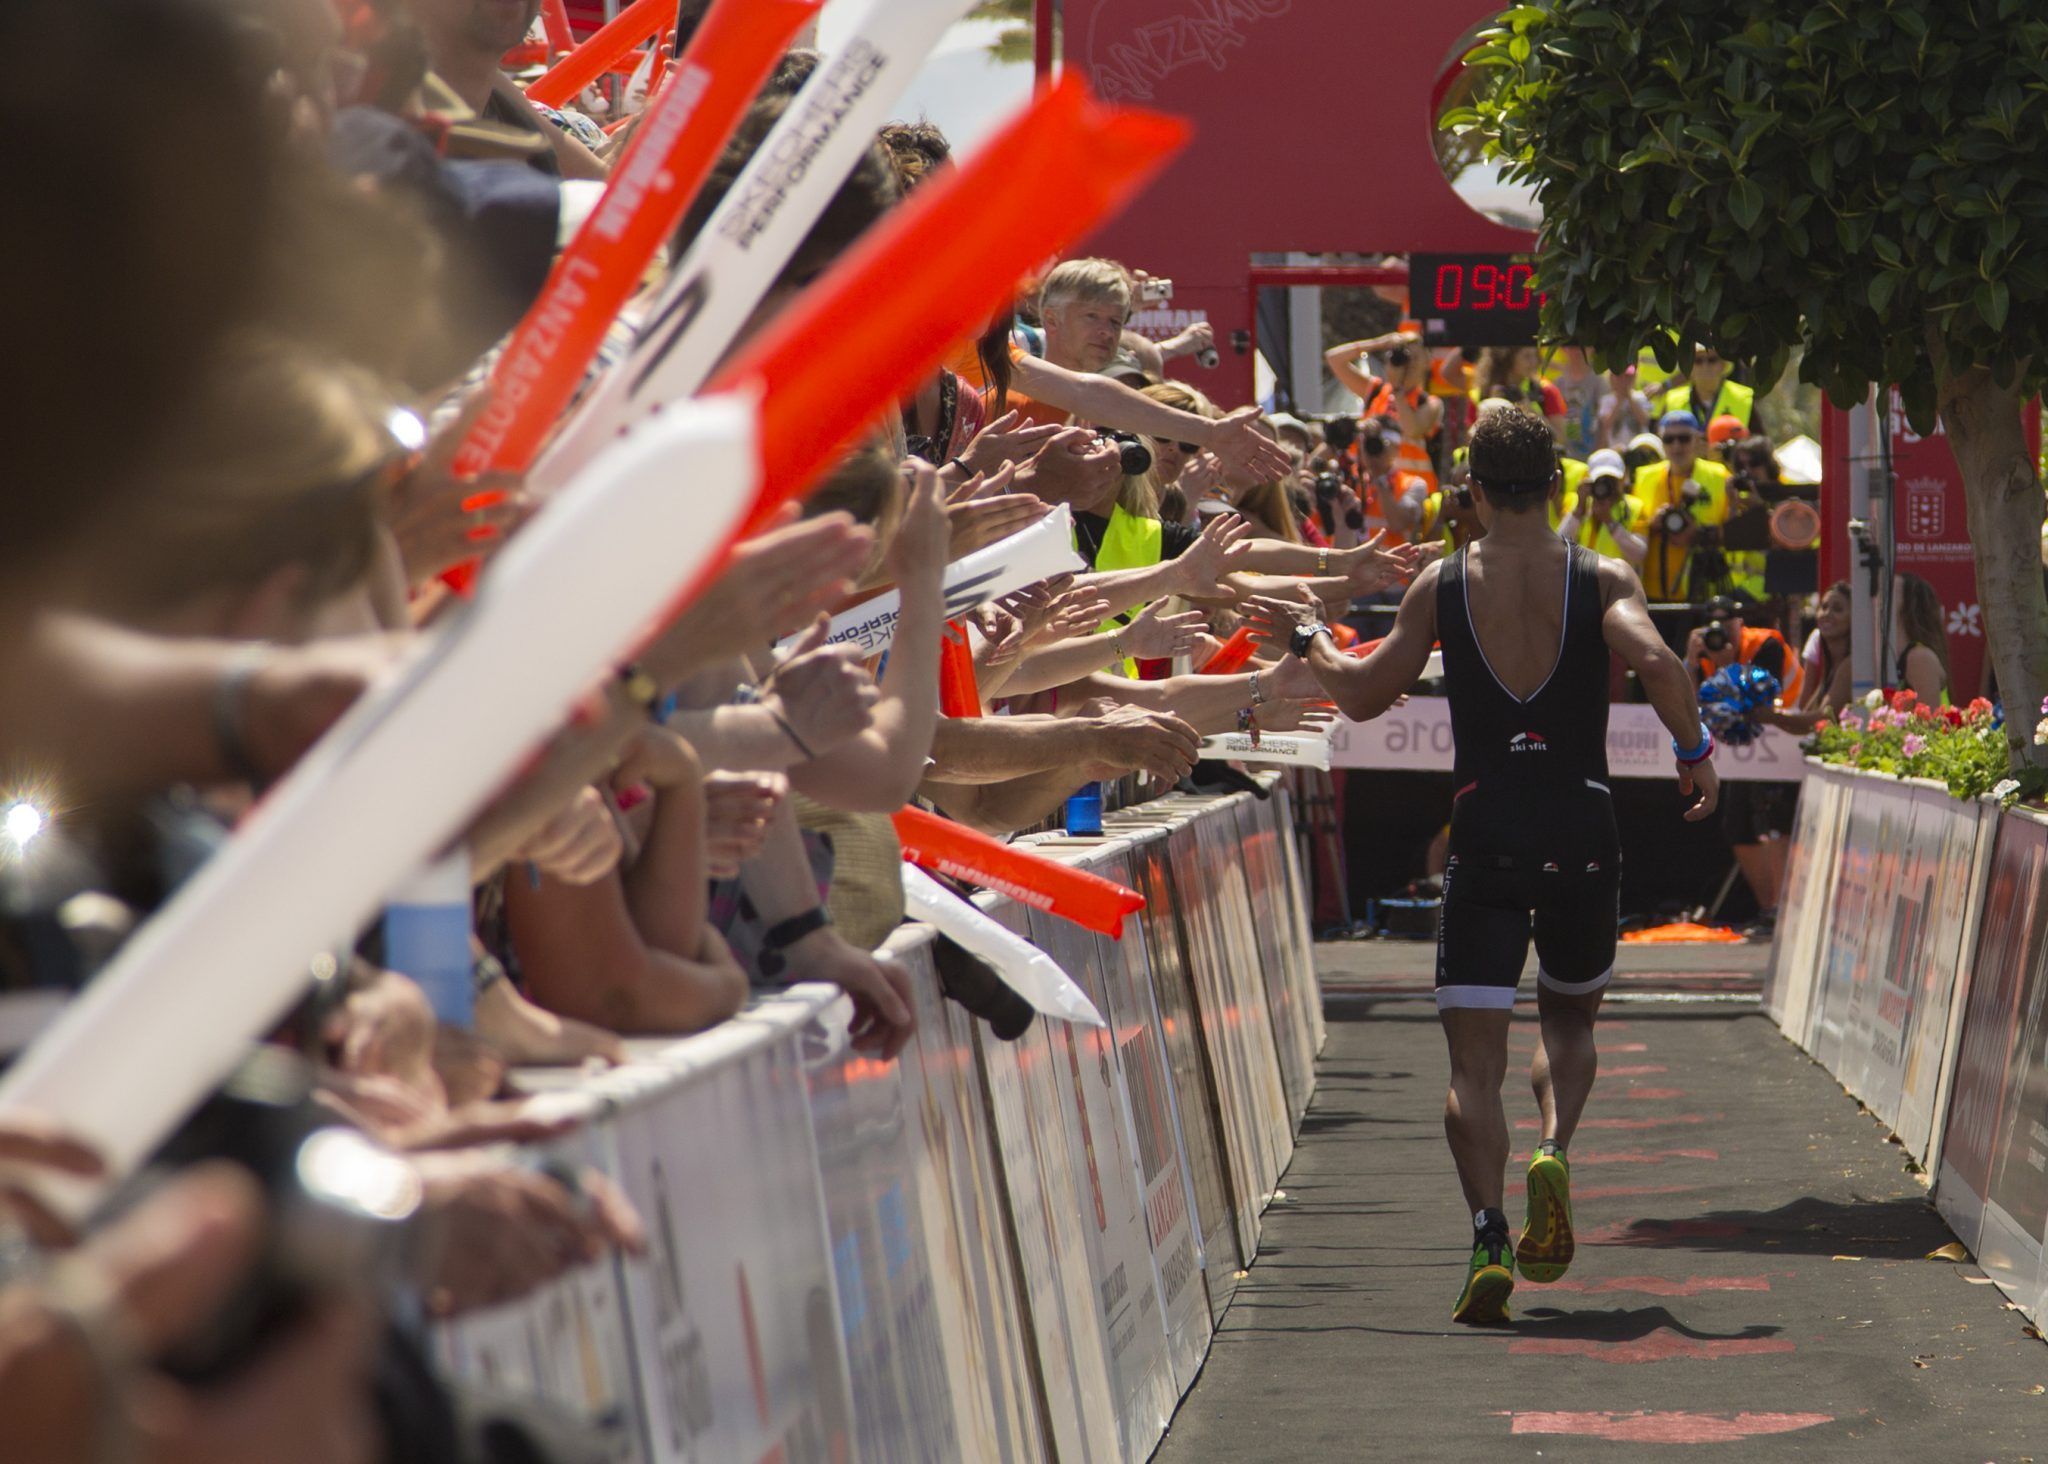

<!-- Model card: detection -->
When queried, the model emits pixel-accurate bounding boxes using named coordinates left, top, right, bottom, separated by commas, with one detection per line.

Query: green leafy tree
left=1450, top=0, right=2048, bottom=763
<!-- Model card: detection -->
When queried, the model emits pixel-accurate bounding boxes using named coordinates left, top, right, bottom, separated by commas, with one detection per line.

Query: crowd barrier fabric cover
left=0, top=400, right=758, bottom=1213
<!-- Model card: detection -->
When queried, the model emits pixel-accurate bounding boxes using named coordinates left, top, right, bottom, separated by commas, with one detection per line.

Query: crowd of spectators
left=0, top=2, right=1439, bottom=1457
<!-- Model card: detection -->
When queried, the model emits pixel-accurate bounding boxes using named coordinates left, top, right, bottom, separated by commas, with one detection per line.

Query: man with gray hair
left=1038, top=257, right=1135, bottom=375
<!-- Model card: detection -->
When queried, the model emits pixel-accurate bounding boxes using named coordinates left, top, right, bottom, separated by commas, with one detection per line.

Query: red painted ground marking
left=1506, top=1181, right=1696, bottom=1202
left=1507, top=1411, right=1831, bottom=1443
left=1535, top=1275, right=1770, bottom=1296
left=1618, top=1087, right=1685, bottom=1100
left=1518, top=1114, right=1708, bottom=1130
left=1509, top=1040, right=1649, bottom=1054
left=1579, top=1218, right=1747, bottom=1246
left=1510, top=1331, right=1795, bottom=1364
left=1570, top=1149, right=1720, bottom=1165
left=1603, top=1064, right=1669, bottom=1077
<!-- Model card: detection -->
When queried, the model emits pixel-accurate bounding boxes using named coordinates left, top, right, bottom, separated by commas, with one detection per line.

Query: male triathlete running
left=1246, top=405, right=1719, bottom=1325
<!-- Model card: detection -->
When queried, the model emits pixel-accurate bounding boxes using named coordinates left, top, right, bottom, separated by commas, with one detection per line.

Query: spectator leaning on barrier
left=1633, top=409, right=1733, bottom=603
left=1555, top=448, right=1648, bottom=566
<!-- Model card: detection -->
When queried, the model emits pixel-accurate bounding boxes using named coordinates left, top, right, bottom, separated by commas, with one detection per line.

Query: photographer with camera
left=1686, top=593, right=1801, bottom=935
left=1632, top=410, right=1734, bottom=603
left=1325, top=331, right=1444, bottom=491
left=1419, top=463, right=1486, bottom=553
left=1556, top=450, right=1648, bottom=566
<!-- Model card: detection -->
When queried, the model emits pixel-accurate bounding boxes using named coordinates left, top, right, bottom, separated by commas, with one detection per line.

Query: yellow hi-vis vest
left=1083, top=505, right=1164, bottom=677
left=1661, top=377, right=1755, bottom=429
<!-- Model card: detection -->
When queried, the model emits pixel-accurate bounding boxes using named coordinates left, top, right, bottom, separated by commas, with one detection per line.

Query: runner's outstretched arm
left=1242, top=560, right=1442, bottom=724
left=1596, top=558, right=1720, bottom=820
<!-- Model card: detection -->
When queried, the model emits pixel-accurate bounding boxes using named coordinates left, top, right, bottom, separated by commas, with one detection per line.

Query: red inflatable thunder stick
left=705, top=76, right=1190, bottom=528
left=937, top=623, right=983, bottom=718
left=892, top=808, right=1147, bottom=939
left=1199, top=626, right=1257, bottom=675
left=526, top=0, right=669, bottom=108
left=451, top=0, right=818, bottom=491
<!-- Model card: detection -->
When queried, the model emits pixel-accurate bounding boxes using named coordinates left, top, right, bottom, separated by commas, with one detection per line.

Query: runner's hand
left=1678, top=756, right=1720, bottom=821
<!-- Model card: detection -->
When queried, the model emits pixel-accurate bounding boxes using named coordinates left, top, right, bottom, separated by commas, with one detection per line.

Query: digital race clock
left=1410, top=253, right=1544, bottom=347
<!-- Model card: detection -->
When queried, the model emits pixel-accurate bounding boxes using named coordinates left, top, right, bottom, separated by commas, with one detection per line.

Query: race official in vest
left=1555, top=449, right=1648, bottom=566
left=1659, top=344, right=1755, bottom=432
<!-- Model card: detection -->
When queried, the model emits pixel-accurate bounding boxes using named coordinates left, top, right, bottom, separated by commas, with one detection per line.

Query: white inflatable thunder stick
left=901, top=866, right=1106, bottom=1029
left=0, top=400, right=759, bottom=1215
left=532, top=0, right=977, bottom=493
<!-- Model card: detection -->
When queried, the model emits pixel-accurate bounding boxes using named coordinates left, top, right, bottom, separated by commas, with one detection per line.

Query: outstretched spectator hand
left=760, top=618, right=882, bottom=763
left=955, top=409, right=1066, bottom=477
left=416, top=1158, right=645, bottom=1317
left=517, top=785, right=624, bottom=885
left=1171, top=512, right=1256, bottom=599
left=0, top=1117, right=104, bottom=1247
left=886, top=460, right=953, bottom=593
left=1021, top=577, right=1113, bottom=646
left=1208, top=406, right=1293, bottom=487
left=945, top=474, right=1050, bottom=558
left=1075, top=701, right=1202, bottom=784
left=641, top=512, right=875, bottom=682
left=0, top=1161, right=378, bottom=1464
left=384, top=393, right=533, bottom=587
left=1013, top=427, right=1121, bottom=510
left=1240, top=594, right=1320, bottom=654
left=1119, top=599, right=1208, bottom=660
left=1341, top=531, right=1430, bottom=598
left=701, top=771, right=786, bottom=877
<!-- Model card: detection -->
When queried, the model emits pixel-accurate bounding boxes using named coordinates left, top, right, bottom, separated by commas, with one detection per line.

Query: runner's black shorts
left=1435, top=782, right=1620, bottom=1011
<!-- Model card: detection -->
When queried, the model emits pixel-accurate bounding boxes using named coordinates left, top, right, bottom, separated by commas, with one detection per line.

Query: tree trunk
left=1937, top=364, right=2048, bottom=767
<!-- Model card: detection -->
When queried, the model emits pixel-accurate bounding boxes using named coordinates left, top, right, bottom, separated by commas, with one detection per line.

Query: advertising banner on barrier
left=1190, top=809, right=1306, bottom=1142
left=1767, top=767, right=1850, bottom=1038
left=888, top=936, right=1047, bottom=1464
left=1935, top=812, right=2048, bottom=1298
left=1330, top=697, right=1804, bottom=780
left=1894, top=789, right=1991, bottom=1165
left=975, top=898, right=1125, bottom=1464
left=602, top=1002, right=856, bottom=1464
left=1831, top=779, right=1933, bottom=1124
left=1116, top=819, right=1249, bottom=1300
left=1060, top=847, right=1213, bottom=1399
left=800, top=990, right=960, bottom=1463
left=1025, top=885, right=1178, bottom=1462
left=1269, top=779, right=1327, bottom=1055
left=1806, top=777, right=1911, bottom=1075
left=1231, top=799, right=1318, bottom=1127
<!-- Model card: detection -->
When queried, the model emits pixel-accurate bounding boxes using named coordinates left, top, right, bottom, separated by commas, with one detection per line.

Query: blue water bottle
left=382, top=850, right=475, bottom=1028
left=1065, top=781, right=1104, bottom=836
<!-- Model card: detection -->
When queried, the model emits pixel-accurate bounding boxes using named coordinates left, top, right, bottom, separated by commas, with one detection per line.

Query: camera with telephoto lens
left=1387, top=345, right=1413, bottom=368
left=1702, top=621, right=1731, bottom=655
left=1587, top=475, right=1621, bottom=501
left=1103, top=430, right=1152, bottom=477
left=1360, top=428, right=1388, bottom=457
left=1655, top=479, right=1708, bottom=536
left=1314, top=470, right=1345, bottom=501
left=1323, top=415, right=1358, bottom=453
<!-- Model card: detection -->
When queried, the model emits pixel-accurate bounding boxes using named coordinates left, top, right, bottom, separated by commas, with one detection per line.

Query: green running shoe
left=1452, top=1229, right=1515, bottom=1326
left=1517, top=1144, right=1575, bottom=1283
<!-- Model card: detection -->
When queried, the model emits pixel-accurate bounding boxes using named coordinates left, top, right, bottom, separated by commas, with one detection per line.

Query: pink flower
left=1849, top=742, right=1863, bottom=758
left=1903, top=734, right=1927, bottom=757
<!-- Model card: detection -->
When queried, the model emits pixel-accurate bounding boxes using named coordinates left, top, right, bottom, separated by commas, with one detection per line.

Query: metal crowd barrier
left=1768, top=759, right=2048, bottom=1326
left=431, top=778, right=1323, bottom=1463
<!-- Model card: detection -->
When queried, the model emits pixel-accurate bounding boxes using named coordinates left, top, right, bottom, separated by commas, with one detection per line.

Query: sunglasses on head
left=1152, top=436, right=1199, bottom=454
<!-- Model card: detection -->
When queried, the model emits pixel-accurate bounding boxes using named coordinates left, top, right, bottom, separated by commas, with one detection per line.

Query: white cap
left=1585, top=448, right=1627, bottom=481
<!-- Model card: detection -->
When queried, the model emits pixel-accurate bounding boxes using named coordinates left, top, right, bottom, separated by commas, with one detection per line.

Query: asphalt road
left=1153, top=939, right=2048, bottom=1461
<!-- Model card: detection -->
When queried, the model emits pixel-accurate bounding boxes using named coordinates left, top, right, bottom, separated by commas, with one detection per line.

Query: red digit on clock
left=1435, top=263, right=1461, bottom=309
left=1471, top=262, right=1498, bottom=309
left=1505, top=264, right=1533, bottom=310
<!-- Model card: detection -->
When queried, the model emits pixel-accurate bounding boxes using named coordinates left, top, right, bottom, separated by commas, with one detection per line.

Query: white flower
left=1863, top=688, right=1885, bottom=710
left=2035, top=717, right=2048, bottom=747
left=1995, top=778, right=2022, bottom=802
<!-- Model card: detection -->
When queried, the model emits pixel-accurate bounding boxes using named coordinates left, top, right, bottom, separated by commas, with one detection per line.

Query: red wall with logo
left=1063, top=0, right=1533, bottom=407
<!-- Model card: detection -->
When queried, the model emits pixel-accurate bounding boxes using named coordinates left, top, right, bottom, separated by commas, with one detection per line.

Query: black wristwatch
left=1289, top=621, right=1332, bottom=659
left=757, top=907, right=833, bottom=978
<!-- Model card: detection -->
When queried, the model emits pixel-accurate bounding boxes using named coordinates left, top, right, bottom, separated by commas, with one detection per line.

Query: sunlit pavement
left=1155, top=940, right=2048, bottom=1460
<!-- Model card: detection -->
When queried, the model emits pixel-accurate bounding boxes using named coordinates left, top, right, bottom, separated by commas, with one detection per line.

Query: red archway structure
left=1058, top=0, right=1535, bottom=406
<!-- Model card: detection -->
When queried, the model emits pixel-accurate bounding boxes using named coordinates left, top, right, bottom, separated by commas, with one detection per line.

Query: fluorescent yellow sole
left=1517, top=1154, right=1575, bottom=1284
left=1452, top=1261, right=1515, bottom=1325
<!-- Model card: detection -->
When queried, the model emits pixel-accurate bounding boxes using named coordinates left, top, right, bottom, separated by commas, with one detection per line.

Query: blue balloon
left=1699, top=663, right=1781, bottom=746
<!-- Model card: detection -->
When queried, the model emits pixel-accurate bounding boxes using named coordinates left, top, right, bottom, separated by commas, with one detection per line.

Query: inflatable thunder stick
left=1197, top=732, right=1334, bottom=771
left=533, top=0, right=979, bottom=491
left=892, top=808, right=1146, bottom=940
left=453, top=0, right=816, bottom=490
left=709, top=76, right=1191, bottom=525
left=794, top=505, right=1085, bottom=659
left=938, top=625, right=982, bottom=718
left=526, top=0, right=668, bottom=108
left=0, top=400, right=760, bottom=1214
left=901, top=866, right=1105, bottom=1028
left=1198, top=627, right=1257, bottom=675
